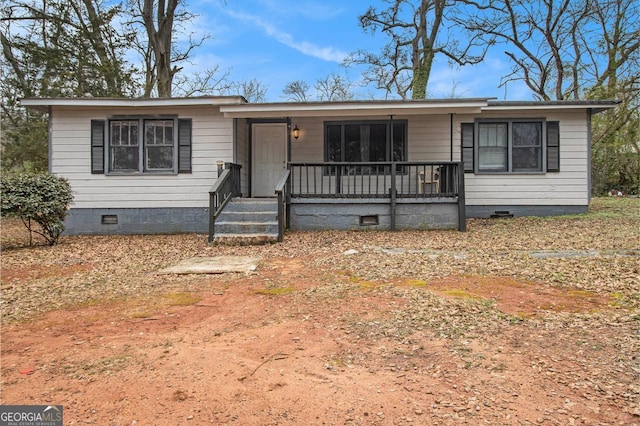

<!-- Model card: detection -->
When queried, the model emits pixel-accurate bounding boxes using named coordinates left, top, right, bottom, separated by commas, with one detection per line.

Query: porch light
left=293, top=125, right=300, bottom=139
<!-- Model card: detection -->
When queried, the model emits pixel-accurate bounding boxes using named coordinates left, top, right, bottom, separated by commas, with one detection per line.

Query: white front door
left=252, top=123, right=287, bottom=197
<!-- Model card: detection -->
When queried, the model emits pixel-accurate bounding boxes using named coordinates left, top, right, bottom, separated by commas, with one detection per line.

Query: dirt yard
left=1, top=198, right=639, bottom=425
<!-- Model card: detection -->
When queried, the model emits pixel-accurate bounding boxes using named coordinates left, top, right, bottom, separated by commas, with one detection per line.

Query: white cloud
left=226, top=10, right=348, bottom=63
left=255, top=0, right=345, bottom=20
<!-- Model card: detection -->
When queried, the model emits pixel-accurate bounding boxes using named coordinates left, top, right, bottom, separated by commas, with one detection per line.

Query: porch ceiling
left=220, top=99, right=490, bottom=119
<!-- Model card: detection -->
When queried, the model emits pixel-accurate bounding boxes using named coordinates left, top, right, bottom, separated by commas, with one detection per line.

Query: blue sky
left=184, top=0, right=533, bottom=101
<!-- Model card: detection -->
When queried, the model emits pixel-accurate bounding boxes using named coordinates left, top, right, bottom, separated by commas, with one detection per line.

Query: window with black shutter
left=546, top=121, right=560, bottom=172
left=177, top=119, right=192, bottom=173
left=467, top=119, right=559, bottom=174
left=91, top=120, right=105, bottom=174
left=461, top=123, right=474, bottom=172
left=90, top=117, right=192, bottom=174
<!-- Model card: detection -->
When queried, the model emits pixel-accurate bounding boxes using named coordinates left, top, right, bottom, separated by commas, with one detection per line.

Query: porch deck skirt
left=289, top=198, right=459, bottom=231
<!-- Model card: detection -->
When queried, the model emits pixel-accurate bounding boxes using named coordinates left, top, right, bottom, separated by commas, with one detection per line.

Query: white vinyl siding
left=409, top=116, right=454, bottom=161
left=289, top=117, right=325, bottom=162
left=50, top=105, right=234, bottom=209
left=50, top=105, right=591, bottom=210
left=457, top=111, right=589, bottom=206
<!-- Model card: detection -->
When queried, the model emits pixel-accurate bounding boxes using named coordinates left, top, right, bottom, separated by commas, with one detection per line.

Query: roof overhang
left=220, top=99, right=490, bottom=118
left=20, top=96, right=247, bottom=113
left=486, top=100, right=620, bottom=114
left=21, top=97, right=619, bottom=116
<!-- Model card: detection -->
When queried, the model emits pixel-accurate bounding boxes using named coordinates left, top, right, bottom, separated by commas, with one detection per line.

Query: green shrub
left=1, top=173, right=73, bottom=245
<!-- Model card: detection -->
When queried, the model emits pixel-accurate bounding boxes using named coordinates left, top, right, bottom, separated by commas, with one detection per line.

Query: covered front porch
left=210, top=99, right=482, bottom=243
left=209, top=160, right=465, bottom=243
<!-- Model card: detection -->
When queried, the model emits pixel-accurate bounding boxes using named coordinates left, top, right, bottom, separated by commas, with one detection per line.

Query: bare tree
left=460, top=0, right=639, bottom=101
left=587, top=0, right=639, bottom=93
left=172, top=66, right=232, bottom=97
left=282, top=74, right=355, bottom=102
left=282, top=80, right=310, bottom=102
left=233, top=79, right=268, bottom=103
left=347, top=0, right=491, bottom=99
left=315, top=73, right=354, bottom=101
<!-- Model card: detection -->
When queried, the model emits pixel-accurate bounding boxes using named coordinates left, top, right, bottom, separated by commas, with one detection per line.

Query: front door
left=252, top=123, right=287, bottom=197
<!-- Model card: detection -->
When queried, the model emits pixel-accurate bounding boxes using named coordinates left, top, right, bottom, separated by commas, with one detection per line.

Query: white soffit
left=220, top=100, right=489, bottom=118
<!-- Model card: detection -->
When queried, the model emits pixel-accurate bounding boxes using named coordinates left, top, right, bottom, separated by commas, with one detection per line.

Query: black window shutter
left=91, top=120, right=105, bottom=174
left=461, top=123, right=474, bottom=172
left=547, top=121, right=560, bottom=172
left=178, top=119, right=192, bottom=173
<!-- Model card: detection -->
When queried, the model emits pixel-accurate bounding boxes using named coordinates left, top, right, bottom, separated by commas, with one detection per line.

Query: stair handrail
left=209, top=162, right=242, bottom=242
left=274, top=169, right=291, bottom=242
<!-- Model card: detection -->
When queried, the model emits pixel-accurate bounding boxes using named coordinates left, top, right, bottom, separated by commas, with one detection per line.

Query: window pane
left=131, top=123, right=138, bottom=143
left=513, top=122, right=542, bottom=171
left=145, top=120, right=173, bottom=146
left=479, top=123, right=507, bottom=147
left=144, top=120, right=174, bottom=170
left=368, top=124, right=386, bottom=162
left=111, top=146, right=138, bottom=170
left=110, top=120, right=138, bottom=147
left=478, top=123, right=507, bottom=171
left=112, top=125, right=121, bottom=145
left=344, top=124, right=361, bottom=162
left=147, top=146, right=173, bottom=170
left=513, top=147, right=541, bottom=171
left=155, top=125, right=163, bottom=142
left=326, top=125, right=341, bottom=162
left=392, top=123, right=405, bottom=162
left=513, top=122, right=541, bottom=147
left=145, top=124, right=154, bottom=145
left=110, top=120, right=139, bottom=171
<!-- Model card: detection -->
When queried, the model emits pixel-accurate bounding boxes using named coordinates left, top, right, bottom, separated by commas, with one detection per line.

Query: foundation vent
left=359, top=215, right=379, bottom=226
left=101, top=214, right=118, bottom=225
left=490, top=210, right=514, bottom=219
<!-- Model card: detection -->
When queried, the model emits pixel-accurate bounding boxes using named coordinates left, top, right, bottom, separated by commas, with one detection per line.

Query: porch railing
left=208, top=162, right=242, bottom=242
left=288, top=161, right=462, bottom=198
left=274, top=169, right=291, bottom=242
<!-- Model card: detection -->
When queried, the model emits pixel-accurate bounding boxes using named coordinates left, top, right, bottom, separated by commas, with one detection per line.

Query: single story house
left=21, top=97, right=618, bottom=243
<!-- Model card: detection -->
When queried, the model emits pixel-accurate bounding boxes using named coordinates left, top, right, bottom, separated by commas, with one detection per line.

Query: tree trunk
left=141, top=0, right=179, bottom=97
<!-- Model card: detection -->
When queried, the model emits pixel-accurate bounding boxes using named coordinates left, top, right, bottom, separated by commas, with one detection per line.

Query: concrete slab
left=158, top=256, right=261, bottom=274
